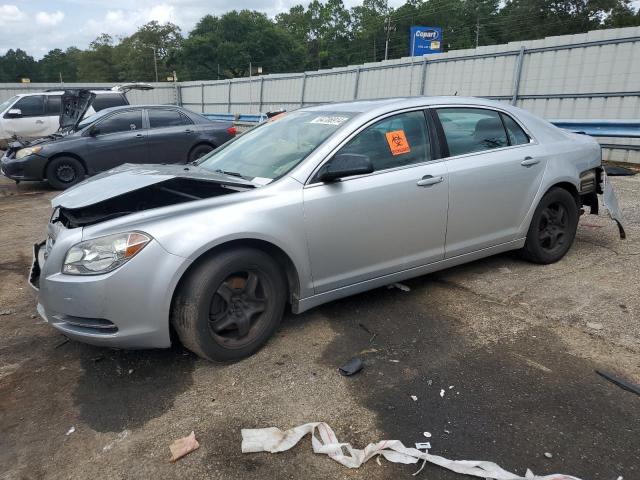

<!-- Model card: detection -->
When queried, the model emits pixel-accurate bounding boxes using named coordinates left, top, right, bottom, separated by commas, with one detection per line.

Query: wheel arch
left=44, top=152, right=87, bottom=178
left=170, top=238, right=301, bottom=315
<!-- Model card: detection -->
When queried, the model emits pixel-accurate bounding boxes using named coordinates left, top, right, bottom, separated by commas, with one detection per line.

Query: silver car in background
left=30, top=97, right=625, bottom=362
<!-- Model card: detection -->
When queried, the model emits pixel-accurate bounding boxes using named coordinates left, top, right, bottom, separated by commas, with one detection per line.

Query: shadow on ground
left=317, top=275, right=640, bottom=479
left=72, top=342, right=197, bottom=432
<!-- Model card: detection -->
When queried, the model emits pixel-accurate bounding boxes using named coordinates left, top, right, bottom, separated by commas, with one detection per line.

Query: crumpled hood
left=52, top=163, right=256, bottom=209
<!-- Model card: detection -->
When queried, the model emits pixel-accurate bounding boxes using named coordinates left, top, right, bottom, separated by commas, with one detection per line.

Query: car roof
left=299, top=96, right=510, bottom=114
left=14, top=90, right=123, bottom=97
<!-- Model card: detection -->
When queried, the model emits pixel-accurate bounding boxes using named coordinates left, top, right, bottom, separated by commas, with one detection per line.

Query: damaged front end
left=580, top=167, right=626, bottom=239
left=56, top=176, right=242, bottom=228
left=50, top=163, right=257, bottom=228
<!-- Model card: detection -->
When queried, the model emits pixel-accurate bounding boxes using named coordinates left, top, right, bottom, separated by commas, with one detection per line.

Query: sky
left=0, top=0, right=405, bottom=58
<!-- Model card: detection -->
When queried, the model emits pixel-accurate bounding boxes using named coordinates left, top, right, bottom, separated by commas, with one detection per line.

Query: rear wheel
left=45, top=156, right=85, bottom=190
left=188, top=144, right=214, bottom=162
left=171, top=248, right=287, bottom=362
left=520, top=187, right=578, bottom=264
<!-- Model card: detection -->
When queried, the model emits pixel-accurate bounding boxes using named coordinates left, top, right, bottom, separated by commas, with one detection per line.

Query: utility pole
left=384, top=16, right=393, bottom=61
left=59, top=71, right=63, bottom=87
left=249, top=61, right=252, bottom=112
left=152, top=47, right=159, bottom=83
left=475, top=16, right=480, bottom=48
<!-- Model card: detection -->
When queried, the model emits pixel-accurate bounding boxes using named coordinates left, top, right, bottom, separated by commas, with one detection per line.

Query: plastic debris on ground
left=65, top=426, right=75, bottom=436
left=387, top=282, right=411, bottom=292
left=604, top=165, right=636, bottom=176
left=339, top=357, right=363, bottom=376
left=169, top=431, right=200, bottom=462
left=241, top=422, right=583, bottom=479
left=596, top=370, right=640, bottom=396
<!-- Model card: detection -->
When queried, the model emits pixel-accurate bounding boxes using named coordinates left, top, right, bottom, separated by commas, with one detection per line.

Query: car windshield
left=0, top=96, right=18, bottom=113
left=196, top=110, right=356, bottom=182
left=75, top=109, right=110, bottom=130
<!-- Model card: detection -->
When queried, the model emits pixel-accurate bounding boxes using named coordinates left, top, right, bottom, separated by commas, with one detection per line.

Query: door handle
left=184, top=129, right=194, bottom=134
left=135, top=133, right=143, bottom=138
left=417, top=175, right=444, bottom=187
left=521, top=157, right=540, bottom=167
left=35, top=120, right=44, bottom=124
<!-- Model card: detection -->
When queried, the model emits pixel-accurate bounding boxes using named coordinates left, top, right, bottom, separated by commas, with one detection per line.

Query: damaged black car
left=1, top=90, right=236, bottom=189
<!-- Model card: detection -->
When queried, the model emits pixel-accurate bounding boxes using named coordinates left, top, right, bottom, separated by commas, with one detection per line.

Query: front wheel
left=171, top=248, right=287, bottom=362
left=45, top=156, right=85, bottom=190
left=520, top=187, right=579, bottom=264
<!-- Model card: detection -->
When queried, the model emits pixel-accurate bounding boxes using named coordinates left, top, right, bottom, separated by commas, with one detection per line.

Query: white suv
left=0, top=84, right=152, bottom=149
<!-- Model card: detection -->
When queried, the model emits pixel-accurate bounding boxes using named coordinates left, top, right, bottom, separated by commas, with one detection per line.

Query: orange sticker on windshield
left=385, top=130, right=411, bottom=155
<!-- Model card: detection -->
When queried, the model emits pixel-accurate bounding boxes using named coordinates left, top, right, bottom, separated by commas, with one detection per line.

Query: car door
left=85, top=109, right=147, bottom=173
left=146, top=108, right=195, bottom=163
left=3, top=95, right=49, bottom=138
left=303, top=110, right=449, bottom=294
left=434, top=107, right=547, bottom=258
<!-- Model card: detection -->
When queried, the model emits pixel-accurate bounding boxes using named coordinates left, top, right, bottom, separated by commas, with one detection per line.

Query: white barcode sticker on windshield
left=309, top=116, right=349, bottom=126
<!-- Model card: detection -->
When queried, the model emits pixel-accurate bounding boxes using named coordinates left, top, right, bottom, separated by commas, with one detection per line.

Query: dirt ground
left=0, top=173, right=639, bottom=480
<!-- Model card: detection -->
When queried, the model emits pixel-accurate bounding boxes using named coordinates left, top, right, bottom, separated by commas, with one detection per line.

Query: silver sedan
left=31, top=97, right=625, bottom=361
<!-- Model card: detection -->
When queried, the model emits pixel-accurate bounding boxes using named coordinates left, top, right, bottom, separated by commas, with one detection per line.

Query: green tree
left=0, top=49, right=38, bottom=82
left=115, top=21, right=183, bottom=82
left=38, top=48, right=78, bottom=82
left=178, top=10, right=306, bottom=79
left=76, top=34, right=118, bottom=81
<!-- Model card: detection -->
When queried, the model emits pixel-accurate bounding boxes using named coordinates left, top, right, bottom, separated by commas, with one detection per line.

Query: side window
left=436, top=108, right=508, bottom=157
left=97, top=110, right=143, bottom=135
left=13, top=96, right=45, bottom=116
left=501, top=113, right=530, bottom=146
left=338, top=111, right=431, bottom=172
left=45, top=96, right=62, bottom=116
left=92, top=94, right=128, bottom=111
left=148, top=109, right=192, bottom=128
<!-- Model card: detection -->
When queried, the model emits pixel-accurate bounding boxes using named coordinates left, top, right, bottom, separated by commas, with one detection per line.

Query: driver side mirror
left=6, top=108, right=22, bottom=118
left=317, top=153, right=374, bottom=183
left=88, top=125, right=100, bottom=136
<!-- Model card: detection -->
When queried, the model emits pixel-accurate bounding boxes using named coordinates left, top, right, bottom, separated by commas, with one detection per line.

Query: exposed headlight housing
left=63, top=232, right=151, bottom=275
left=16, top=146, right=43, bottom=159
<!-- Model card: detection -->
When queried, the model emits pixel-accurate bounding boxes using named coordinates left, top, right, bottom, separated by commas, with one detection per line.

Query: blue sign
left=409, top=26, right=443, bottom=56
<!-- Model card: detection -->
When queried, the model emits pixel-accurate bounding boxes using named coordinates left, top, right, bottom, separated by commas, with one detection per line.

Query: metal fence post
left=259, top=77, right=264, bottom=113
left=511, top=46, right=526, bottom=105
left=300, top=73, right=307, bottom=107
left=353, top=67, right=361, bottom=99
left=420, top=58, right=428, bottom=96
left=201, top=83, right=205, bottom=113
left=227, top=80, right=232, bottom=113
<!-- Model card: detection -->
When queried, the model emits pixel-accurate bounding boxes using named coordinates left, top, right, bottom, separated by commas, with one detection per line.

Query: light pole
left=152, top=47, right=159, bottom=83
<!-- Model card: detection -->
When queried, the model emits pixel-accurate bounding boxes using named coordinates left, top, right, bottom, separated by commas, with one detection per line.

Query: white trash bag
left=241, top=422, right=582, bottom=480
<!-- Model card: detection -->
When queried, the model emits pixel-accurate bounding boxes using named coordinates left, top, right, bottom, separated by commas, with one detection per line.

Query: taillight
left=227, top=126, right=237, bottom=136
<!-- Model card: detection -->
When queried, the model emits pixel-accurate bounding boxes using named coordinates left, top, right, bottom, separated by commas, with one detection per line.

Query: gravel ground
left=0, top=173, right=639, bottom=480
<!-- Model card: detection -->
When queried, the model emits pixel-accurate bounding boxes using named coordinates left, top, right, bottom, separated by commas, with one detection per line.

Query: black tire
left=171, top=248, right=287, bottom=362
left=45, top=156, right=85, bottom=190
left=188, top=143, right=214, bottom=162
left=520, top=187, right=579, bottom=264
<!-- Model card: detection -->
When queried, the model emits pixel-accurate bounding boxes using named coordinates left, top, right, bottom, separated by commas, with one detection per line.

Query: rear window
left=92, top=93, right=128, bottom=112
left=148, top=109, right=192, bottom=128
left=45, top=95, right=62, bottom=115
left=436, top=108, right=509, bottom=157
